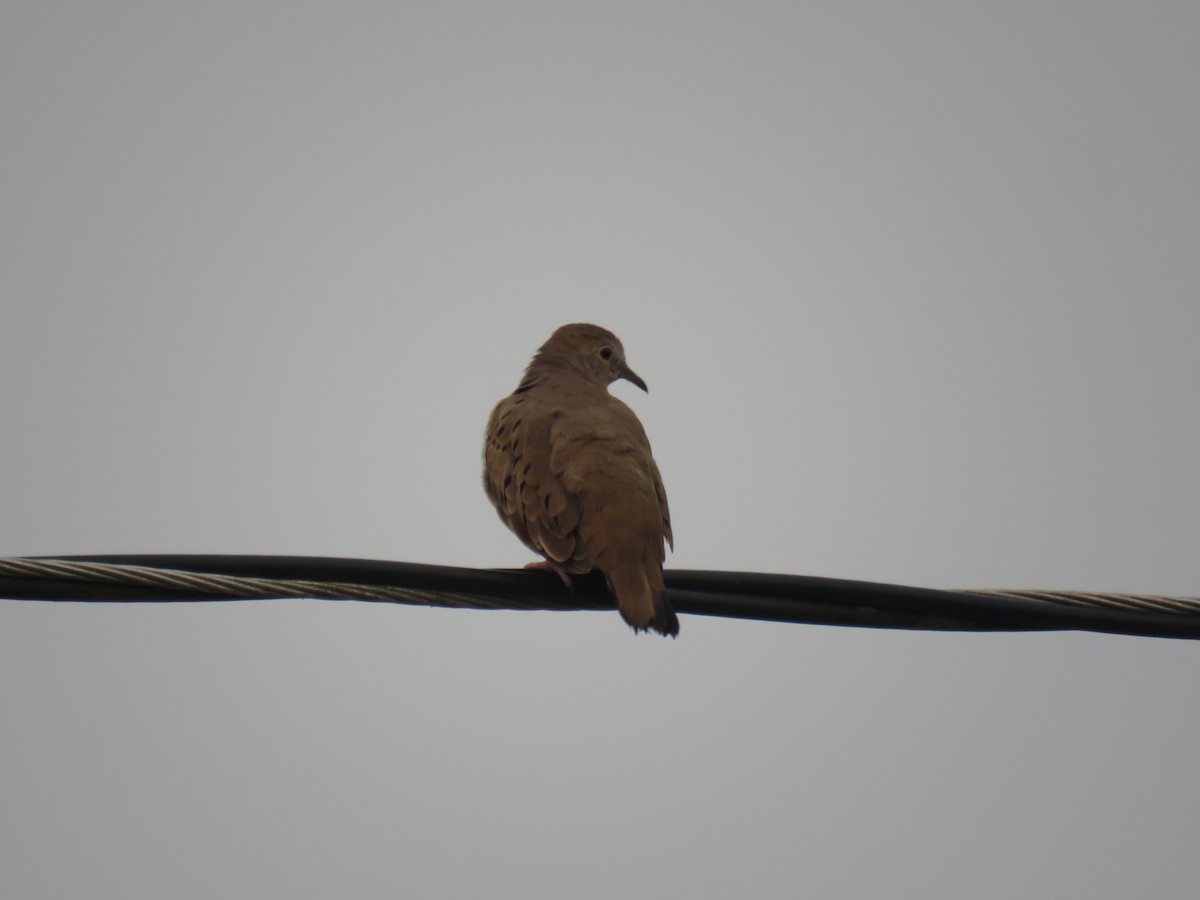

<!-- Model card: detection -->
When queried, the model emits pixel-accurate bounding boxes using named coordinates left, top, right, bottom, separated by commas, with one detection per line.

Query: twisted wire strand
left=3, top=557, right=1200, bottom=638
left=961, top=588, right=1200, bottom=616
left=0, top=558, right=514, bottom=610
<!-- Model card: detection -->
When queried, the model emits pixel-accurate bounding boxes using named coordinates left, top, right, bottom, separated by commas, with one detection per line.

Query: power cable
left=3, top=555, right=1199, bottom=640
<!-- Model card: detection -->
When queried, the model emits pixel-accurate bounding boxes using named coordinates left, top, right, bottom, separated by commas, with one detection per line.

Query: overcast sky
left=3, top=3, right=1200, bottom=898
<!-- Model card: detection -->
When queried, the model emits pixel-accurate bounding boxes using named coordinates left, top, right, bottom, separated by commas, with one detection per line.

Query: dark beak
left=620, top=365, right=648, bottom=393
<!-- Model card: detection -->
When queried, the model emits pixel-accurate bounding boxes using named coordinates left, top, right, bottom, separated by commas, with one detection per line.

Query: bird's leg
left=523, top=560, right=573, bottom=590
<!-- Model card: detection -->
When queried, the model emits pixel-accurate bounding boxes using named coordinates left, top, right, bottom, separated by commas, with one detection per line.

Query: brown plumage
left=483, top=323, right=677, bottom=636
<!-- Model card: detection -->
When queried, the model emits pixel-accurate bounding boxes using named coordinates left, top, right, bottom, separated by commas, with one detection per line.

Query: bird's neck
left=516, top=360, right=607, bottom=396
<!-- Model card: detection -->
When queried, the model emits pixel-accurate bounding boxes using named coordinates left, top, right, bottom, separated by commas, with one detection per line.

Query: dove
left=483, top=323, right=678, bottom=636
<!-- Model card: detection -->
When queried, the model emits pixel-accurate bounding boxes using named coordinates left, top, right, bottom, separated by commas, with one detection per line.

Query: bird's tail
left=606, top=563, right=679, bottom=638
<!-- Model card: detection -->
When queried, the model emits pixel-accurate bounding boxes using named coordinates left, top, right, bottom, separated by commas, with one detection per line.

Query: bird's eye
left=599, top=346, right=613, bottom=360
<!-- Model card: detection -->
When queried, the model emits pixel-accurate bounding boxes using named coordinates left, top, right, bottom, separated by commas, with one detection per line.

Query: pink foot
left=523, top=560, right=573, bottom=589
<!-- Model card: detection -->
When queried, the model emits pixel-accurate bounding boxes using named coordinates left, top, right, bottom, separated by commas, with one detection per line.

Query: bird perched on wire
left=483, top=323, right=678, bottom=636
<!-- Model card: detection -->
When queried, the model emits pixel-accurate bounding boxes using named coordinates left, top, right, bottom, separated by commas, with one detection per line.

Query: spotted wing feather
left=483, top=396, right=589, bottom=571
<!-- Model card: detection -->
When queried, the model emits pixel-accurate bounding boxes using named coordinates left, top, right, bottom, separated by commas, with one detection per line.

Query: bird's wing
left=549, top=398, right=676, bottom=634
left=650, top=455, right=673, bottom=552
left=483, top=394, right=588, bottom=569
left=549, top=397, right=671, bottom=567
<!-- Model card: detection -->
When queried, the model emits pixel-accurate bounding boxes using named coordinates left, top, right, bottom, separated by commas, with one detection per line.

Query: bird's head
left=535, top=323, right=648, bottom=392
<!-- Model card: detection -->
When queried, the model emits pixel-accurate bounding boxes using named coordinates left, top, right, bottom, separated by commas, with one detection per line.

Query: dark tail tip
left=653, top=599, right=680, bottom=638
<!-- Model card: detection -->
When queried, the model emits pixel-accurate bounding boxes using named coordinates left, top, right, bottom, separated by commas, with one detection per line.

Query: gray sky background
left=3, top=3, right=1200, bottom=898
